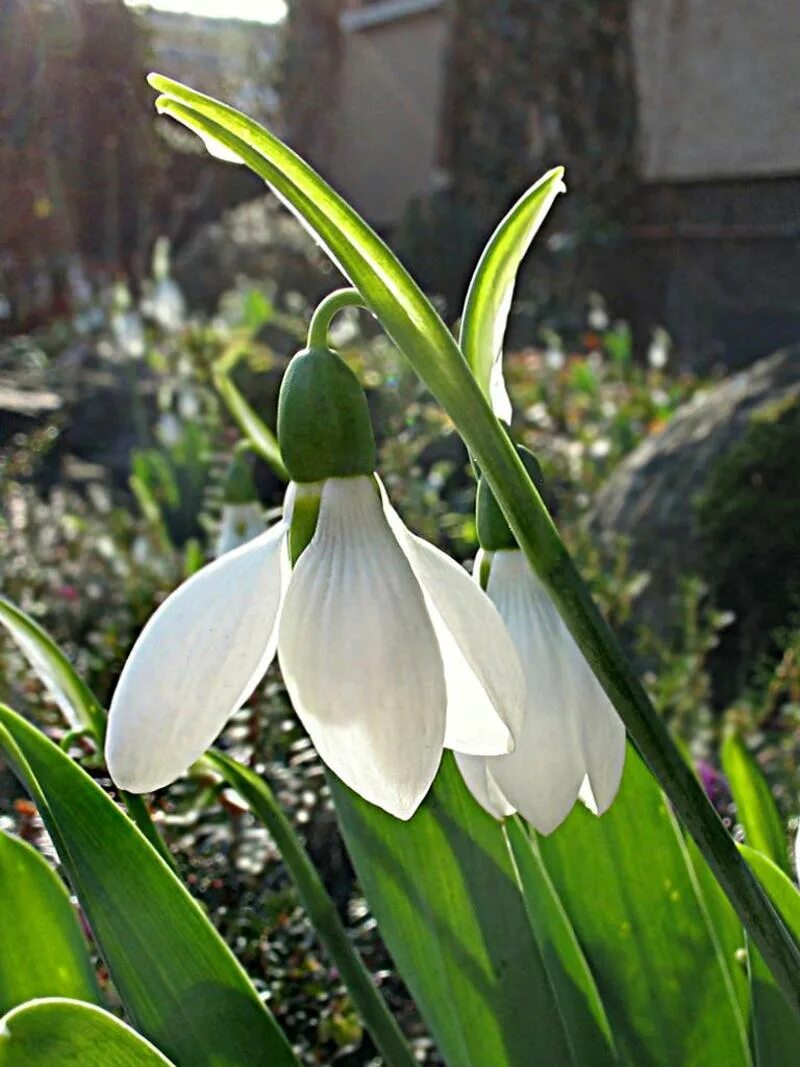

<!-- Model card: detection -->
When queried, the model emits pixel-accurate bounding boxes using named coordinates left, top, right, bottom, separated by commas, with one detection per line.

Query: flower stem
left=203, top=749, right=418, bottom=1067
left=121, top=790, right=176, bottom=872
left=307, top=288, right=368, bottom=349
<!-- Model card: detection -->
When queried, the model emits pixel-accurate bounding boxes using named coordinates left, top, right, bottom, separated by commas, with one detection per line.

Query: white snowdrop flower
left=214, top=447, right=265, bottom=559
left=106, top=346, right=524, bottom=820
left=214, top=502, right=265, bottom=558
left=648, top=326, right=671, bottom=369
left=111, top=309, right=146, bottom=360
left=456, top=454, right=626, bottom=834
left=144, top=277, right=186, bottom=332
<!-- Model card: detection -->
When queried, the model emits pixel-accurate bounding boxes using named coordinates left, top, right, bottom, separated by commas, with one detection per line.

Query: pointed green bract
left=330, top=754, right=574, bottom=1066
left=537, top=748, right=753, bottom=1066
left=0, top=705, right=298, bottom=1067
left=0, top=830, right=99, bottom=1015
left=722, top=731, right=791, bottom=876
left=0, top=999, right=173, bottom=1066
left=740, top=847, right=800, bottom=1064
left=460, top=170, right=565, bottom=419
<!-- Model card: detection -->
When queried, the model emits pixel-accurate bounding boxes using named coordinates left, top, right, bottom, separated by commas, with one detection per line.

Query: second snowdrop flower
left=107, top=343, right=524, bottom=819
left=456, top=452, right=626, bottom=834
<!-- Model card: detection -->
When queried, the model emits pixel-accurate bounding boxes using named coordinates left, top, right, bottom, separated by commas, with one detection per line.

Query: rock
left=590, top=346, right=800, bottom=642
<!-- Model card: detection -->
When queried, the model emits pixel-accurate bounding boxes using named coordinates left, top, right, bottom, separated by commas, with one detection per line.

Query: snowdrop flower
left=107, top=345, right=524, bottom=819
left=648, top=326, right=671, bottom=369
left=214, top=446, right=266, bottom=558
left=456, top=454, right=626, bottom=833
left=112, top=309, right=146, bottom=360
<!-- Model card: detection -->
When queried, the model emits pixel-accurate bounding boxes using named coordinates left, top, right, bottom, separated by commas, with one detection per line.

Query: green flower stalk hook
left=106, top=291, right=525, bottom=819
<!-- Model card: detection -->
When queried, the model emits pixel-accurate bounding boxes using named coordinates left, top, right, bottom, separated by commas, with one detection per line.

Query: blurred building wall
left=329, top=1, right=447, bottom=228
left=633, top=0, right=800, bottom=180
left=292, top=0, right=800, bottom=370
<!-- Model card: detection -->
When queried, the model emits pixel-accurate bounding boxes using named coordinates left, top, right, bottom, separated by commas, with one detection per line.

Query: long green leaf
left=504, top=818, right=617, bottom=1065
left=0, top=598, right=173, bottom=868
left=0, top=998, right=173, bottom=1067
left=537, top=747, right=752, bottom=1066
left=0, top=704, right=298, bottom=1067
left=330, top=753, right=577, bottom=1066
left=0, top=597, right=105, bottom=740
left=459, top=171, right=565, bottom=419
left=722, top=731, right=791, bottom=876
left=0, top=999, right=173, bottom=1066
left=204, top=751, right=415, bottom=1067
left=146, top=75, right=800, bottom=1011
left=740, top=847, right=800, bottom=1064
left=0, top=830, right=98, bottom=1015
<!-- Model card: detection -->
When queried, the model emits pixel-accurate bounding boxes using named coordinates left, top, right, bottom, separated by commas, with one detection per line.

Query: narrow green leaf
left=0, top=830, right=98, bottom=1015
left=504, top=818, right=617, bottom=1065
left=740, top=847, right=800, bottom=1064
left=0, top=598, right=174, bottom=869
left=538, top=748, right=753, bottom=1067
left=722, top=731, right=791, bottom=876
left=0, top=999, right=173, bottom=1066
left=204, top=751, right=416, bottom=1067
left=330, top=753, right=574, bottom=1066
left=459, top=170, right=565, bottom=419
left=147, top=76, right=800, bottom=1013
left=213, top=367, right=287, bottom=480
left=0, top=705, right=298, bottom=1067
left=0, top=597, right=105, bottom=740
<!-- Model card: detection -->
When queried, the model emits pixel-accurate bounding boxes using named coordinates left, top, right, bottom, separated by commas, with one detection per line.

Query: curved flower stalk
left=456, top=452, right=625, bottom=833
left=107, top=330, right=524, bottom=819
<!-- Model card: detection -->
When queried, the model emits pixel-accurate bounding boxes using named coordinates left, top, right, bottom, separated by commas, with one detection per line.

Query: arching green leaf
left=0, top=999, right=173, bottom=1066
left=0, top=830, right=98, bottom=1015
left=0, top=705, right=298, bottom=1067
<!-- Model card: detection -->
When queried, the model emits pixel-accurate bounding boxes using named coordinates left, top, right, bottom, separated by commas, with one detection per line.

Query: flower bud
left=476, top=446, right=548, bottom=551
left=277, top=347, right=376, bottom=483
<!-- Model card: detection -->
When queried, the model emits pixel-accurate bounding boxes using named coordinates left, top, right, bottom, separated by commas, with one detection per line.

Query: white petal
left=106, top=522, right=286, bottom=792
left=580, top=675, right=626, bottom=814
left=380, top=486, right=524, bottom=756
left=455, top=753, right=516, bottom=819
left=484, top=550, right=589, bottom=835
left=278, top=476, right=445, bottom=819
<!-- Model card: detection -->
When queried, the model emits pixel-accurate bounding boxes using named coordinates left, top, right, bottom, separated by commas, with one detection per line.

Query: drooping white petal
left=106, top=521, right=286, bottom=793
left=455, top=752, right=516, bottom=819
left=380, top=486, right=524, bottom=756
left=278, top=476, right=445, bottom=820
left=484, top=549, right=622, bottom=834
left=580, top=674, right=626, bottom=815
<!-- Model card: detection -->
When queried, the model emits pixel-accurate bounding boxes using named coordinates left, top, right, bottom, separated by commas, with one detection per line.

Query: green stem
left=307, top=288, right=367, bottom=349
left=203, top=750, right=417, bottom=1067
left=213, top=367, right=288, bottom=481
left=121, top=791, right=177, bottom=872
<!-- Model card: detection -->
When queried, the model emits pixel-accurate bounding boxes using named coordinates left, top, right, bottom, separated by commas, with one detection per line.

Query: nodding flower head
left=106, top=346, right=525, bottom=819
left=457, top=452, right=626, bottom=834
